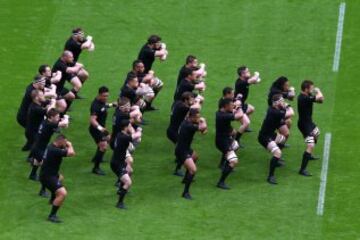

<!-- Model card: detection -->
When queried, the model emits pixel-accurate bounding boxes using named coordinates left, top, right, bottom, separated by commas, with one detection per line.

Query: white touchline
left=317, top=133, right=332, bottom=216
left=332, top=2, right=346, bottom=72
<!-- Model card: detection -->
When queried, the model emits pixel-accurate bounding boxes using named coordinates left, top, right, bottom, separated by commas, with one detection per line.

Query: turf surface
left=0, top=0, right=359, bottom=239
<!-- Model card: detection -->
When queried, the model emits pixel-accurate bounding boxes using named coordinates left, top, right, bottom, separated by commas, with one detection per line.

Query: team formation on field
left=16, top=28, right=325, bottom=223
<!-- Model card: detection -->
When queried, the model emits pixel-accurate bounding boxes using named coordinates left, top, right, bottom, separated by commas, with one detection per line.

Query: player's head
left=54, top=134, right=67, bottom=148
left=62, top=50, right=74, bottom=64
left=132, top=60, right=145, bottom=73
left=184, top=67, right=197, bottom=81
left=273, top=76, right=290, bottom=91
left=219, top=97, right=234, bottom=112
left=237, top=65, right=250, bottom=79
left=222, top=87, right=234, bottom=99
left=181, top=91, right=195, bottom=106
left=272, top=93, right=285, bottom=109
left=301, top=80, right=314, bottom=94
left=118, top=97, right=131, bottom=113
left=31, top=89, right=45, bottom=104
left=47, top=108, right=60, bottom=123
left=33, top=74, right=46, bottom=90
left=119, top=119, right=131, bottom=132
left=147, top=34, right=162, bottom=49
left=188, top=108, right=200, bottom=124
left=38, top=64, right=52, bottom=78
left=186, top=55, right=198, bottom=67
left=126, top=73, right=139, bottom=88
left=72, top=27, right=85, bottom=41
left=97, top=86, right=109, bottom=103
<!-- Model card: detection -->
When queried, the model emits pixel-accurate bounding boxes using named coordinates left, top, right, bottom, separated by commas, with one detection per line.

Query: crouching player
left=89, top=86, right=117, bottom=175
left=258, top=94, right=294, bottom=184
left=29, top=109, right=69, bottom=197
left=110, top=120, right=142, bottom=209
left=175, top=109, right=207, bottom=200
left=215, top=98, right=243, bottom=189
left=39, top=135, right=75, bottom=223
left=297, top=80, right=324, bottom=176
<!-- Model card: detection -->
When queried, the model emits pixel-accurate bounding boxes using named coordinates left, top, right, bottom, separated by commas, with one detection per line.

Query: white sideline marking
left=332, top=2, right=346, bottom=72
left=317, top=133, right=332, bottom=216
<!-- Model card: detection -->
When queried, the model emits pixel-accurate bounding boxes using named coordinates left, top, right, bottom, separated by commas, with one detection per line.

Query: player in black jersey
left=39, top=134, right=75, bottom=223
left=110, top=97, right=142, bottom=148
left=138, top=35, right=168, bottom=74
left=127, top=60, right=164, bottom=111
left=25, top=90, right=56, bottom=153
left=175, top=109, right=207, bottom=200
left=17, top=75, right=46, bottom=150
left=89, top=86, right=117, bottom=175
left=174, top=68, right=206, bottom=103
left=174, top=55, right=207, bottom=99
left=167, top=92, right=200, bottom=176
left=221, top=87, right=250, bottom=145
left=52, top=51, right=82, bottom=111
left=297, top=80, right=324, bottom=176
left=28, top=109, right=69, bottom=196
left=215, top=98, right=243, bottom=189
left=267, top=76, right=296, bottom=147
left=38, top=64, right=67, bottom=114
left=258, top=94, right=294, bottom=184
left=120, top=73, right=150, bottom=112
left=64, top=28, right=94, bottom=98
left=111, top=120, right=142, bottom=209
left=234, top=66, right=261, bottom=131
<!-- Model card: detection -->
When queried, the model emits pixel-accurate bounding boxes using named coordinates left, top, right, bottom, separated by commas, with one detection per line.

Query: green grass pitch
left=0, top=0, right=359, bottom=239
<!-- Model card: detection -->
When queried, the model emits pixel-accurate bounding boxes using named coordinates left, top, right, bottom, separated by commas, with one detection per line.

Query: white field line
left=317, top=133, right=332, bottom=216
left=332, top=2, right=346, bottom=72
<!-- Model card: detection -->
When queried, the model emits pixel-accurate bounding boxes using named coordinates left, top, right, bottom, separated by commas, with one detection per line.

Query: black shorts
left=110, top=161, right=128, bottom=178
left=31, top=147, right=44, bottom=162
left=166, top=127, right=178, bottom=144
left=242, top=103, right=248, bottom=113
left=175, top=149, right=194, bottom=165
left=40, top=175, right=63, bottom=193
left=216, top=136, right=233, bottom=154
left=89, top=127, right=108, bottom=144
left=57, top=87, right=70, bottom=97
left=298, top=121, right=316, bottom=138
left=258, top=133, right=276, bottom=149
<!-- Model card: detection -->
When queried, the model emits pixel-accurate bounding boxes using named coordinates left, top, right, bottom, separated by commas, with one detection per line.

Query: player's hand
left=86, top=35, right=93, bottom=41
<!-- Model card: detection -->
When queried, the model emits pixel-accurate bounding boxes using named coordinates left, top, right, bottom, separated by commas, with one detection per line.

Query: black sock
left=300, top=151, right=311, bottom=171
left=269, top=156, right=280, bottom=177
left=71, top=88, right=78, bottom=97
left=278, top=143, right=285, bottom=149
left=118, top=187, right=128, bottom=204
left=235, top=132, right=242, bottom=141
left=93, top=148, right=105, bottom=169
left=219, top=162, right=233, bottom=183
left=175, top=162, right=182, bottom=172
left=49, top=205, right=59, bottom=217
left=65, top=100, right=73, bottom=112
left=183, top=173, right=194, bottom=194
left=30, top=165, right=38, bottom=177
left=40, top=184, right=46, bottom=192
left=146, top=101, right=152, bottom=108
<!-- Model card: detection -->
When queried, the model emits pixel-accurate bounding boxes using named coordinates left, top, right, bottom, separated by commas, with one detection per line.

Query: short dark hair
left=147, top=35, right=161, bottom=44
left=119, top=119, right=130, bottom=130
left=118, top=97, right=130, bottom=106
left=181, top=91, right=194, bottom=101
left=186, top=55, right=197, bottom=64
left=47, top=108, right=59, bottom=118
left=218, top=97, right=233, bottom=109
left=272, top=76, right=288, bottom=90
left=183, top=67, right=195, bottom=78
left=188, top=108, right=199, bottom=117
left=272, top=93, right=283, bottom=103
left=301, top=80, right=314, bottom=91
left=222, top=87, right=233, bottom=96
left=38, top=64, right=50, bottom=74
left=237, top=66, right=247, bottom=76
left=30, top=89, right=41, bottom=100
left=72, top=27, right=83, bottom=34
left=55, top=134, right=67, bottom=142
left=132, top=59, right=143, bottom=69
left=98, top=86, right=109, bottom=94
left=126, top=72, right=137, bottom=82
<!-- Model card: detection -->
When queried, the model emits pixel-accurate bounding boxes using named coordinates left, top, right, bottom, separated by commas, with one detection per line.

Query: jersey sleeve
left=55, top=148, right=68, bottom=158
